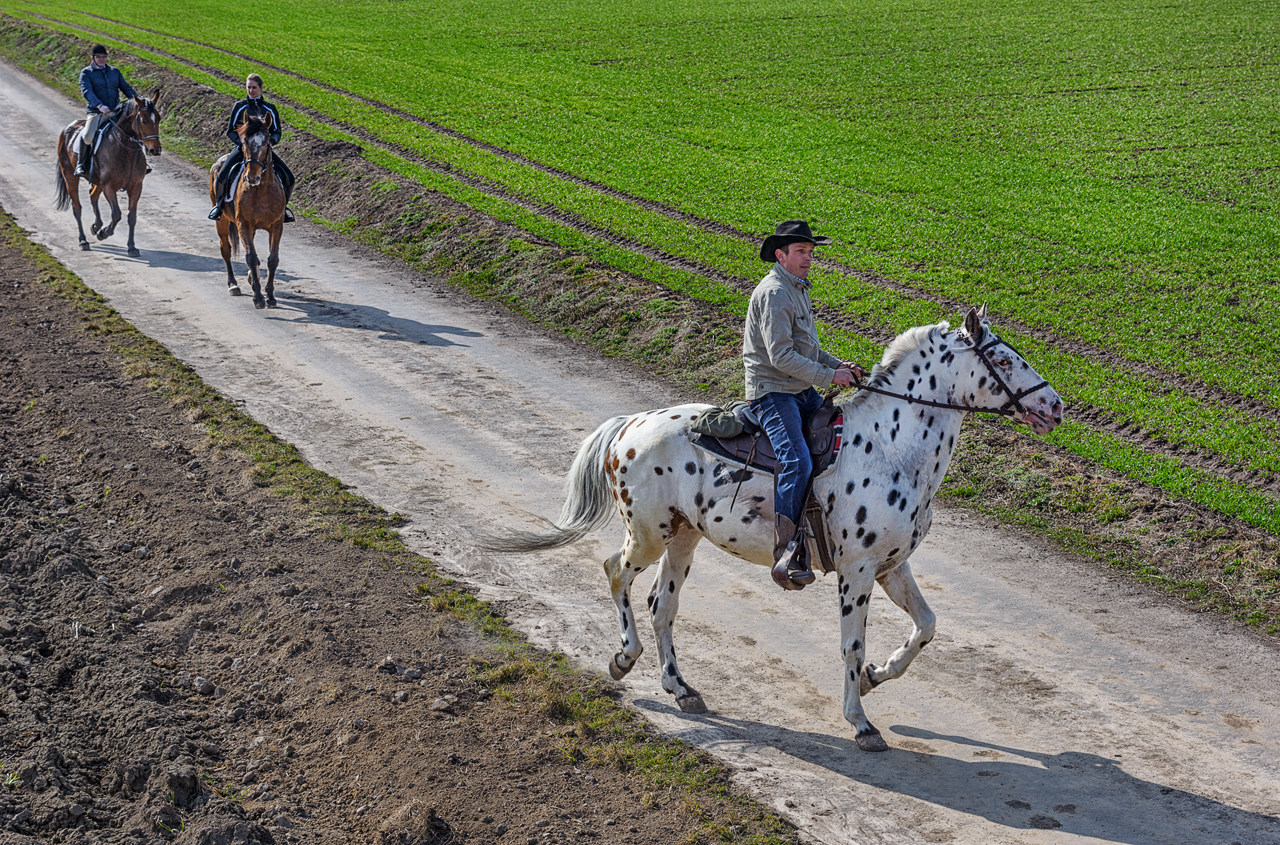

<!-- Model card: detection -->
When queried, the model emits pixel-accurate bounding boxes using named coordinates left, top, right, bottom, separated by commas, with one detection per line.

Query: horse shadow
left=633, top=700, right=1279, bottom=844
left=89, top=245, right=225, bottom=275
left=262, top=291, right=484, bottom=347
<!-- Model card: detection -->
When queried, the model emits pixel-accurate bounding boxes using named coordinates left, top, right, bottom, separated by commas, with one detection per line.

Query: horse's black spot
left=667, top=664, right=677, bottom=676
left=685, top=462, right=697, bottom=475
left=728, top=536, right=737, bottom=542
left=888, top=548, right=900, bottom=557
left=979, top=376, right=987, bottom=389
left=922, top=429, right=929, bottom=440
left=892, top=471, right=900, bottom=482
left=890, top=428, right=897, bottom=442
left=856, top=505, right=867, bottom=524
left=927, top=415, right=935, bottom=427
left=920, top=638, right=932, bottom=647
left=924, top=361, right=931, bottom=371
left=865, top=442, right=873, bottom=454
left=912, top=364, right=920, bottom=375
left=646, top=594, right=655, bottom=607
left=842, top=528, right=848, bottom=539
left=713, top=516, right=723, bottom=522
left=863, top=477, right=871, bottom=487
left=741, top=516, right=752, bottom=523
left=907, top=379, right=915, bottom=390
left=851, top=433, right=863, bottom=446
left=899, top=498, right=907, bottom=511
left=695, top=491, right=704, bottom=507
left=853, top=640, right=861, bottom=652
left=856, top=527, right=865, bottom=538
left=887, top=490, right=899, bottom=506
left=857, top=594, right=868, bottom=606
left=930, top=375, right=937, bottom=390
left=659, top=523, right=668, bottom=529
left=668, top=580, right=675, bottom=593
left=841, top=603, right=852, bottom=617
left=654, top=466, right=664, bottom=475
left=874, top=421, right=880, bottom=431
left=846, top=481, right=855, bottom=494
left=862, top=532, right=877, bottom=547
left=623, top=595, right=630, bottom=608
left=910, top=507, right=919, bottom=520
left=892, top=408, right=900, bottom=421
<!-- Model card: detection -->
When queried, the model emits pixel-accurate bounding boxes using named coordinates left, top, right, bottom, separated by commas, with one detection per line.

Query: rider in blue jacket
left=208, top=74, right=296, bottom=222
left=74, top=44, right=137, bottom=177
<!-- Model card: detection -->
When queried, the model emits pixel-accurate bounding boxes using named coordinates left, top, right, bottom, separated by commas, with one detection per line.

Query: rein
left=850, top=333, right=1050, bottom=418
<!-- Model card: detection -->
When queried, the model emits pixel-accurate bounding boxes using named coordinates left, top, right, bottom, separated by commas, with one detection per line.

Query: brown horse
left=54, top=89, right=162, bottom=257
left=210, top=112, right=285, bottom=309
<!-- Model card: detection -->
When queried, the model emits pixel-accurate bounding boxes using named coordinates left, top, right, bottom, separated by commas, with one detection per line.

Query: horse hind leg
left=647, top=528, right=707, bottom=713
left=837, top=565, right=889, bottom=751
left=265, top=221, right=282, bottom=308
left=861, top=561, right=935, bottom=696
left=603, top=531, right=667, bottom=683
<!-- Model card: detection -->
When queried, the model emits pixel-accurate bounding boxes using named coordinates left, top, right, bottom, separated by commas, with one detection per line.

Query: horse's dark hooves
left=254, top=300, right=266, bottom=310
left=266, top=299, right=278, bottom=309
left=90, top=222, right=100, bottom=235
left=227, top=286, right=241, bottom=296
left=860, top=663, right=882, bottom=697
left=79, top=243, right=91, bottom=252
left=856, top=730, right=889, bottom=752
left=608, top=654, right=632, bottom=681
left=96, top=231, right=110, bottom=241
left=676, top=693, right=708, bottom=714
left=127, top=248, right=140, bottom=258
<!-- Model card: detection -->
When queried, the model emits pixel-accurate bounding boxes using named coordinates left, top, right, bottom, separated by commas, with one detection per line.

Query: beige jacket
left=743, top=264, right=842, bottom=399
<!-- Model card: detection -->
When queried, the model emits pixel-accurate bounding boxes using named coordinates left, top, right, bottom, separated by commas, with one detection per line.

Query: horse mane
left=844, top=321, right=951, bottom=413
left=239, top=115, right=269, bottom=139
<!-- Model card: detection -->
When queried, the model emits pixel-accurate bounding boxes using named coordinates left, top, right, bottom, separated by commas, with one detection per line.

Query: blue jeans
left=751, top=388, right=823, bottom=524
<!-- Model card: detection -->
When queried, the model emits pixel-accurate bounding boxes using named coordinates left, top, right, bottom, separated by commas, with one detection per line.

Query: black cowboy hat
left=760, top=220, right=832, bottom=262
left=92, top=44, right=109, bottom=56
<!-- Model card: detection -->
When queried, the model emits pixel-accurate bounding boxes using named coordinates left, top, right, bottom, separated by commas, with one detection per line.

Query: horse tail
left=53, top=135, right=71, bottom=211
left=476, top=414, right=628, bottom=553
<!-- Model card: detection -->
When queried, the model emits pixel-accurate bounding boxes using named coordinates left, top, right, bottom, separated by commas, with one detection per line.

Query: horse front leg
left=861, top=561, right=935, bottom=695
left=124, top=181, right=142, bottom=257
left=837, top=565, right=888, bottom=751
left=264, top=221, right=282, bottom=308
left=88, top=185, right=105, bottom=238
left=648, top=528, right=705, bottom=713
left=242, top=224, right=265, bottom=309
left=97, top=188, right=122, bottom=241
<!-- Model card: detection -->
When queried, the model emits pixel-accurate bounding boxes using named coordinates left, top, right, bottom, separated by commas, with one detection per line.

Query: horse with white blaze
left=484, top=307, right=1062, bottom=752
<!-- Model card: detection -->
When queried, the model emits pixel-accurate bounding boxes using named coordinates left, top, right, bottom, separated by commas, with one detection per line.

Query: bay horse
left=54, top=89, right=163, bottom=256
left=485, top=307, right=1062, bottom=751
left=210, top=112, right=285, bottom=308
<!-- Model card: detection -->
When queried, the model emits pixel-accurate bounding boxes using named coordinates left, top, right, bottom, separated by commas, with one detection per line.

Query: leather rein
left=850, top=333, right=1050, bottom=419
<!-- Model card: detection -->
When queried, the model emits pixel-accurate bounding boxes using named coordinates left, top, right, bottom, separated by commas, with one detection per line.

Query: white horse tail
left=477, top=415, right=628, bottom=553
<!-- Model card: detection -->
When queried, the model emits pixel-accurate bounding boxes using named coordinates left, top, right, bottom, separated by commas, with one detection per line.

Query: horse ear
left=963, top=307, right=986, bottom=342
left=150, top=86, right=162, bottom=107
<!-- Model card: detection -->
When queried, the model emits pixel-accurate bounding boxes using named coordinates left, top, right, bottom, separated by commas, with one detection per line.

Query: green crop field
left=6, top=0, right=1280, bottom=537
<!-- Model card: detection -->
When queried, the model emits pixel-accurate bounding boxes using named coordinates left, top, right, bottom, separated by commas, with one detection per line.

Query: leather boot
left=73, top=143, right=90, bottom=177
left=771, top=514, right=815, bottom=590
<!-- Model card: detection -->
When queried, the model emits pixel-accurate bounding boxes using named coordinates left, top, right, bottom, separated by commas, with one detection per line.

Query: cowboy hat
left=760, top=220, right=832, bottom=262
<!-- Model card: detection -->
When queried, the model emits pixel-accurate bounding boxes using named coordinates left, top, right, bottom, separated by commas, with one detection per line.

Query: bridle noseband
left=850, top=331, right=1050, bottom=418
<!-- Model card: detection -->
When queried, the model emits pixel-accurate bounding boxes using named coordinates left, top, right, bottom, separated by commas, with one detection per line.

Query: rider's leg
left=751, top=390, right=815, bottom=589
left=73, top=114, right=101, bottom=177
left=209, top=148, right=244, bottom=220
left=274, top=156, right=296, bottom=222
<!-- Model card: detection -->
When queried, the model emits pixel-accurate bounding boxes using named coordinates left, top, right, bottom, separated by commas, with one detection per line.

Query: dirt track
left=2, top=59, right=1280, bottom=845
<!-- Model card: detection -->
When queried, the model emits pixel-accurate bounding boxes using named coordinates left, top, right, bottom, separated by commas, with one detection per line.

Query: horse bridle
left=104, top=102, right=159, bottom=150
left=850, top=331, right=1050, bottom=418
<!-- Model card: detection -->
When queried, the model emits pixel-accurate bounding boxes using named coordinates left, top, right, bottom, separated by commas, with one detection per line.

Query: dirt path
left=2, top=61, right=1278, bottom=844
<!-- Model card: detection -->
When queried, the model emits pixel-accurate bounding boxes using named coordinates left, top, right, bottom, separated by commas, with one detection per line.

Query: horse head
left=129, top=87, right=163, bottom=156
left=957, top=305, right=1063, bottom=434
left=236, top=112, right=274, bottom=187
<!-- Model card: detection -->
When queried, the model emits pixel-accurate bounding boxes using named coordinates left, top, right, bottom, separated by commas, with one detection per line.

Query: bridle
left=850, top=330, right=1051, bottom=418
left=105, top=100, right=160, bottom=150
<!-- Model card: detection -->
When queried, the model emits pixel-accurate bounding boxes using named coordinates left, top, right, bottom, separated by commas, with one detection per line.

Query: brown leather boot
left=771, top=514, right=815, bottom=590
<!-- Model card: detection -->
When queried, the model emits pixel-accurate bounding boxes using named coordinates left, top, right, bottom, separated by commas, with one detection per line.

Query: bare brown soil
left=0, top=238, right=793, bottom=843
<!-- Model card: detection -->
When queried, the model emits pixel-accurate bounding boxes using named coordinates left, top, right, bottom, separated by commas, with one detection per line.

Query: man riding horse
left=745, top=220, right=867, bottom=590
left=208, top=73, right=296, bottom=223
left=74, top=44, right=140, bottom=179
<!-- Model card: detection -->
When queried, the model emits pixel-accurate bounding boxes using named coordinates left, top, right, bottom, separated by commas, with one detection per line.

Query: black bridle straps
left=850, top=333, right=1048, bottom=419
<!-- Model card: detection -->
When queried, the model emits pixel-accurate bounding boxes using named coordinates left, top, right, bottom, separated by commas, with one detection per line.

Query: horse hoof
left=856, top=730, right=889, bottom=752
left=254, top=299, right=266, bottom=310
left=860, top=663, right=881, bottom=697
left=96, top=231, right=109, bottom=241
left=127, top=248, right=140, bottom=258
left=227, top=286, right=242, bottom=296
left=676, top=693, right=708, bottom=714
left=266, top=298, right=278, bottom=309
left=79, top=242, right=91, bottom=251
left=608, top=654, right=632, bottom=680
left=90, top=222, right=100, bottom=235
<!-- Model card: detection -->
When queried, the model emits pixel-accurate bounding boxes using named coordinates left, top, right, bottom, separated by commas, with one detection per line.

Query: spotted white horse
left=487, top=307, right=1062, bottom=751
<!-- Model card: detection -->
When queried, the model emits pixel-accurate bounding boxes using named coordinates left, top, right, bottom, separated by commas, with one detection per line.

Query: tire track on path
left=18, top=9, right=1280, bottom=499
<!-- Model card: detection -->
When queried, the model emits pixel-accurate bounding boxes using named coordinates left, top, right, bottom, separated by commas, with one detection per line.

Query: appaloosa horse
left=210, top=112, right=285, bottom=308
left=54, top=89, right=163, bottom=256
left=485, top=307, right=1062, bottom=751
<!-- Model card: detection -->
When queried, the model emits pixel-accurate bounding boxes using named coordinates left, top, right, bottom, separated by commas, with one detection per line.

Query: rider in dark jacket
left=208, top=74, right=296, bottom=222
left=74, top=44, right=138, bottom=177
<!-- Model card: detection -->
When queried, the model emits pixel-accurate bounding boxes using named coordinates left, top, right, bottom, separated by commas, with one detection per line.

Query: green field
left=7, top=0, right=1280, bottom=536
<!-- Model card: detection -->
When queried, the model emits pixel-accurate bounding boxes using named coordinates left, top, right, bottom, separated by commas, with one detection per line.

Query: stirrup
left=771, top=540, right=814, bottom=591
left=283, top=208, right=296, bottom=223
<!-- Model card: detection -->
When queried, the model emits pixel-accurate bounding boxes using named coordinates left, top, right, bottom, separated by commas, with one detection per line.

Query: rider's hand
left=98, top=105, right=110, bottom=114
left=843, top=362, right=869, bottom=381
left=832, top=366, right=855, bottom=388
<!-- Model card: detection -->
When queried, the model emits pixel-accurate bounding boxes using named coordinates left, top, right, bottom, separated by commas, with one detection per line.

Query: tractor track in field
left=21, top=10, right=1280, bottom=500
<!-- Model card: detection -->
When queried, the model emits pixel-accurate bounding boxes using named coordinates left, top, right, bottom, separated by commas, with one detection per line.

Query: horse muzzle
left=1019, top=401, right=1063, bottom=435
